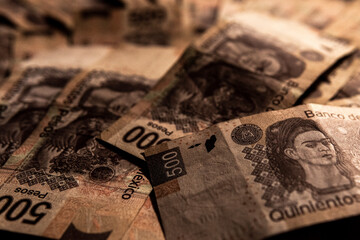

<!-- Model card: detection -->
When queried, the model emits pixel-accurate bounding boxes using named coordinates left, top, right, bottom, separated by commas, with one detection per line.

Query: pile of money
left=2, top=0, right=360, bottom=239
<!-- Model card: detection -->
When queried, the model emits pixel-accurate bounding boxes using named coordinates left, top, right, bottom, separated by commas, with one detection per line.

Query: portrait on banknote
left=210, top=23, right=307, bottom=80
left=265, top=118, right=355, bottom=200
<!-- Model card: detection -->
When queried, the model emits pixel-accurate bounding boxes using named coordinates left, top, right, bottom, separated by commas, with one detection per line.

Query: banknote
left=101, top=11, right=354, bottom=160
left=293, top=0, right=350, bottom=31
left=23, top=0, right=76, bottom=33
left=331, top=53, right=360, bottom=101
left=218, top=0, right=246, bottom=22
left=144, top=104, right=360, bottom=240
left=0, top=26, right=15, bottom=82
left=72, top=1, right=124, bottom=45
left=0, top=77, right=152, bottom=239
left=245, top=0, right=350, bottom=31
left=122, top=196, right=165, bottom=240
left=325, top=0, right=360, bottom=45
left=242, top=0, right=302, bottom=20
left=0, top=43, right=184, bottom=239
left=301, top=52, right=360, bottom=104
left=119, top=0, right=182, bottom=46
left=0, top=46, right=111, bottom=167
left=0, top=0, right=47, bottom=32
left=0, top=0, right=70, bottom=61
left=328, top=95, right=360, bottom=108
left=14, top=29, right=68, bottom=61
left=182, top=0, right=220, bottom=34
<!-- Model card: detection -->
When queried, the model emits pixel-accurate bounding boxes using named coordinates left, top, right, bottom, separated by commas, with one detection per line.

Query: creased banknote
left=0, top=79, right=152, bottom=239
left=73, top=0, right=124, bottom=45
left=0, top=0, right=70, bottom=61
left=23, top=0, right=76, bottom=32
left=302, top=52, right=360, bottom=104
left=0, top=46, right=111, bottom=167
left=0, top=26, right=15, bottom=82
left=245, top=0, right=350, bottom=31
left=101, top=12, right=354, bottom=160
left=0, top=0, right=47, bottom=32
left=328, top=95, right=360, bottom=108
left=120, top=0, right=182, bottom=46
left=325, top=0, right=360, bottom=46
left=144, top=104, right=360, bottom=240
left=331, top=52, right=360, bottom=101
left=0, top=43, right=183, bottom=239
left=122, top=196, right=165, bottom=240
left=183, top=0, right=221, bottom=35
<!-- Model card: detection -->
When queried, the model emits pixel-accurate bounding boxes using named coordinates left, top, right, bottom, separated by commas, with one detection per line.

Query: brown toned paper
left=144, top=104, right=360, bottom=240
left=0, top=43, right=183, bottom=239
left=101, top=12, right=354, bottom=160
left=119, top=0, right=182, bottom=46
left=302, top=52, right=360, bottom=104
left=0, top=46, right=111, bottom=167
left=331, top=52, right=360, bottom=101
left=245, top=0, right=351, bottom=31
left=328, top=95, right=360, bottom=108
left=122, top=197, right=165, bottom=240
left=0, top=26, right=15, bottom=83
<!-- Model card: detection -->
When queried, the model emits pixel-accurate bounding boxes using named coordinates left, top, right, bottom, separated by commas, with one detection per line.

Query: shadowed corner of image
left=0, top=230, right=53, bottom=240
left=267, top=214, right=360, bottom=240
left=149, top=188, right=165, bottom=235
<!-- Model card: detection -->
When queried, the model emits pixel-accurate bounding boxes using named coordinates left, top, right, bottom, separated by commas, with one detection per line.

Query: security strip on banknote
left=144, top=104, right=360, bottom=240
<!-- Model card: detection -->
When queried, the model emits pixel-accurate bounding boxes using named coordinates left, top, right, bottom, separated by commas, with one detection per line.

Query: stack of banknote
left=1, top=0, right=360, bottom=239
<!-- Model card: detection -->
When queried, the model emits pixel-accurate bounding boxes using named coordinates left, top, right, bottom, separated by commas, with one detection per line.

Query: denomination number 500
left=162, top=151, right=182, bottom=177
left=0, top=195, right=51, bottom=225
left=123, top=126, right=170, bottom=149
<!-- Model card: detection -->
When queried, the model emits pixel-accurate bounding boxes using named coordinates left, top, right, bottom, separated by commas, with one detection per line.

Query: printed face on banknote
left=213, top=23, right=306, bottom=80
left=287, top=131, right=336, bottom=165
left=266, top=118, right=353, bottom=201
left=144, top=104, right=360, bottom=239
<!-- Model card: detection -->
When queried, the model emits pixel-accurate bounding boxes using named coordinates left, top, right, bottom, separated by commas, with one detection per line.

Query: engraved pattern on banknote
left=89, top=166, right=115, bottom=182
left=151, top=106, right=200, bottom=133
left=0, top=26, right=14, bottom=80
left=22, top=71, right=151, bottom=182
left=209, top=23, right=307, bottom=80
left=243, top=118, right=356, bottom=207
left=151, top=51, right=277, bottom=133
left=244, top=118, right=356, bottom=207
left=231, top=124, right=263, bottom=145
left=0, top=67, right=81, bottom=167
left=242, top=144, right=288, bottom=207
left=16, top=168, right=79, bottom=191
left=64, top=70, right=151, bottom=113
left=125, top=6, right=171, bottom=45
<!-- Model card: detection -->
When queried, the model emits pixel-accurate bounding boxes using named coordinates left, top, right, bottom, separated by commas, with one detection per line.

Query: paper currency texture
left=145, top=104, right=360, bottom=240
